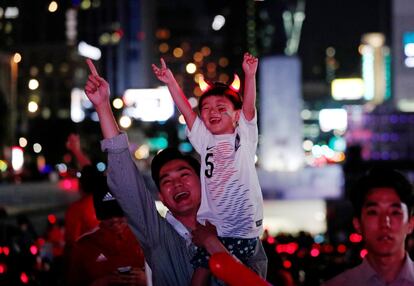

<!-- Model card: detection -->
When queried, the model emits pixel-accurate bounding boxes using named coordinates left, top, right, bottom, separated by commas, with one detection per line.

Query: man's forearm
left=96, top=103, right=120, bottom=139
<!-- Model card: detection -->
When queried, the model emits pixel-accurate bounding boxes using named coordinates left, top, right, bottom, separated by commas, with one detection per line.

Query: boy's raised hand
left=84, top=59, right=110, bottom=108
left=152, top=58, right=174, bottom=84
left=242, top=52, right=258, bottom=76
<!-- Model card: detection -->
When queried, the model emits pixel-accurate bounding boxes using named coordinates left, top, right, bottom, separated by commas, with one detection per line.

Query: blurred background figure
left=67, top=185, right=146, bottom=286
left=64, top=134, right=99, bottom=253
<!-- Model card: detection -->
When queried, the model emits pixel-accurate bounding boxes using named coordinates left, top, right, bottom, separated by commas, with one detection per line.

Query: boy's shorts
left=191, top=237, right=258, bottom=269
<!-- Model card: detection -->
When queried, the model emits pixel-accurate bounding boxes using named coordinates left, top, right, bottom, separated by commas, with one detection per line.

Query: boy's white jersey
left=186, top=112, right=263, bottom=238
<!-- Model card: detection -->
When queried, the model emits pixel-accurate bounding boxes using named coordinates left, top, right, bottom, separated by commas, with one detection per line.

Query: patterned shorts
left=191, top=237, right=258, bottom=269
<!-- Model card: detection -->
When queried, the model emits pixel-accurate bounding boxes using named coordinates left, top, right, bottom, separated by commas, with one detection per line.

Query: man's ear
left=353, top=217, right=362, bottom=234
left=407, top=216, right=414, bottom=234
left=158, top=192, right=166, bottom=205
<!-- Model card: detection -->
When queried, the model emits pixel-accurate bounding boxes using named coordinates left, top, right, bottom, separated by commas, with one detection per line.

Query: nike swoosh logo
left=206, top=146, right=214, bottom=151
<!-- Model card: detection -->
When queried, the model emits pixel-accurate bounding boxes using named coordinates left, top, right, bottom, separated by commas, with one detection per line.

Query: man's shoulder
left=322, top=264, right=362, bottom=286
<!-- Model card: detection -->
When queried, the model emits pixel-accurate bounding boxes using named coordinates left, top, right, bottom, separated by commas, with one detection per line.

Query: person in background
left=84, top=58, right=267, bottom=286
left=67, top=185, right=146, bottom=286
left=64, top=134, right=100, bottom=251
left=323, top=167, right=414, bottom=286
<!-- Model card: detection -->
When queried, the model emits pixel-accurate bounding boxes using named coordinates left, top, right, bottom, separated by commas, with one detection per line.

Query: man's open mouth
left=174, top=191, right=190, bottom=203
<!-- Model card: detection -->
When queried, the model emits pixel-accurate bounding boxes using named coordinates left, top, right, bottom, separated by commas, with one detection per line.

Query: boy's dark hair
left=198, top=82, right=242, bottom=112
left=151, top=148, right=200, bottom=190
left=350, top=167, right=414, bottom=218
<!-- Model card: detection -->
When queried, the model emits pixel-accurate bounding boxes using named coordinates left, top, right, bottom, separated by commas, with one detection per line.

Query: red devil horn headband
left=198, top=74, right=240, bottom=92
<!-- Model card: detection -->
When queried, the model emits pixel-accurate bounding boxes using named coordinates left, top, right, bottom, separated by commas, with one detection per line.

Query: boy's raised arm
left=241, top=53, right=258, bottom=121
left=152, top=58, right=197, bottom=130
left=85, top=59, right=120, bottom=139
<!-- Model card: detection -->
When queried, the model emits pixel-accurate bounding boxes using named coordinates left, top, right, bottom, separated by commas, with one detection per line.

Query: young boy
left=152, top=53, right=264, bottom=285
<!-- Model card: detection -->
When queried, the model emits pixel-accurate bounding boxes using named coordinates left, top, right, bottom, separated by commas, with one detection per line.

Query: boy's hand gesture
left=84, top=59, right=110, bottom=108
left=242, top=52, right=258, bottom=76
left=152, top=58, right=175, bottom=84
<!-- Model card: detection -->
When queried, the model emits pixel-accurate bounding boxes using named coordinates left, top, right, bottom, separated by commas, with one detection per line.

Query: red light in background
left=322, top=244, right=334, bottom=253
left=30, top=245, right=38, bottom=255
left=63, top=153, right=72, bottom=163
left=58, top=178, right=78, bottom=192
left=275, top=243, right=298, bottom=254
left=20, top=272, right=29, bottom=284
left=3, top=247, right=9, bottom=256
left=283, top=260, right=292, bottom=269
left=115, top=28, right=124, bottom=38
left=360, top=249, right=368, bottom=258
left=349, top=233, right=363, bottom=243
left=310, top=248, right=320, bottom=257
left=0, top=263, right=6, bottom=274
left=337, top=244, right=347, bottom=253
left=37, top=238, right=45, bottom=247
left=48, top=214, right=57, bottom=224
left=266, top=236, right=275, bottom=244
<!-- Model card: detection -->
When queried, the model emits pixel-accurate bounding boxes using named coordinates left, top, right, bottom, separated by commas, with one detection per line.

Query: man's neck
left=367, top=251, right=406, bottom=283
left=174, top=214, right=198, bottom=230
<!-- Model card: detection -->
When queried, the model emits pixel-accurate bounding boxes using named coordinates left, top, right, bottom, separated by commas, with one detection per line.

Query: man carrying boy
left=84, top=59, right=267, bottom=286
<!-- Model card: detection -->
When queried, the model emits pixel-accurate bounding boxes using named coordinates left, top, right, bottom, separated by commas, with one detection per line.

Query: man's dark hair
left=350, top=167, right=414, bottom=218
left=151, top=148, right=200, bottom=190
left=92, top=177, right=124, bottom=220
left=79, top=165, right=108, bottom=194
left=198, top=82, right=242, bottom=112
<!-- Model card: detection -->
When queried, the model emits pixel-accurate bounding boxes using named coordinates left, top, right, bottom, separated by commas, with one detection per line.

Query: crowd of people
left=1, top=54, right=414, bottom=286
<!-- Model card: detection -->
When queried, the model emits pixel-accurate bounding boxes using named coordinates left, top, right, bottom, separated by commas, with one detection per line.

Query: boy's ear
left=234, top=109, right=241, bottom=122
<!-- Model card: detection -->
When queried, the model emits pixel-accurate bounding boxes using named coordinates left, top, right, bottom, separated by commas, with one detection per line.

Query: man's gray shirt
left=101, top=133, right=267, bottom=286
left=323, top=254, right=414, bottom=286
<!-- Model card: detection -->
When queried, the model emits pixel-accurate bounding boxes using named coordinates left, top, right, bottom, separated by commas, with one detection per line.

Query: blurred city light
left=4, top=7, right=19, bottom=19
left=112, top=98, right=124, bottom=109
left=19, top=137, right=28, bottom=148
left=27, top=101, right=38, bottom=113
left=212, top=15, right=225, bottom=31
left=173, top=47, right=183, bottom=58
left=403, top=32, right=414, bottom=68
left=20, top=272, right=29, bottom=284
left=319, top=109, right=347, bottom=132
left=13, top=53, right=21, bottom=63
left=70, top=88, right=86, bottom=123
left=0, top=160, right=7, bottom=172
left=33, top=143, right=42, bottom=154
left=48, top=1, right=58, bottom=13
left=122, top=87, right=174, bottom=122
left=11, top=146, right=24, bottom=172
left=134, top=145, right=150, bottom=160
left=96, top=162, right=106, bottom=172
left=28, top=79, right=39, bottom=90
left=186, top=63, right=197, bottom=74
left=78, top=41, right=102, bottom=60
left=119, top=115, right=132, bottom=128
left=331, top=78, right=364, bottom=100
